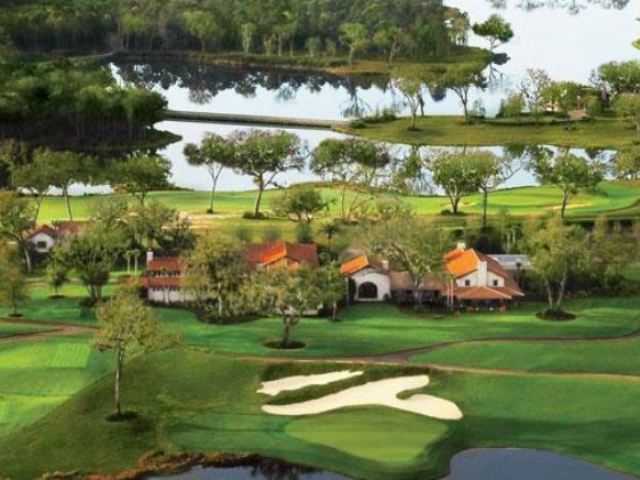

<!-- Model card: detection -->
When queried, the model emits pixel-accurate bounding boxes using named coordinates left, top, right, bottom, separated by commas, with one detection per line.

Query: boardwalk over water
left=163, top=109, right=350, bottom=131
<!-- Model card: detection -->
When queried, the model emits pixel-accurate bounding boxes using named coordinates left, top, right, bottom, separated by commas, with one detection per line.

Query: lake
left=84, top=0, right=637, bottom=195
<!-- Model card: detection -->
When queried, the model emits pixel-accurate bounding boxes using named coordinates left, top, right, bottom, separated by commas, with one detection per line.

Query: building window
left=465, top=280, right=471, bottom=287
left=493, top=280, right=499, bottom=287
left=36, top=241, right=48, bottom=250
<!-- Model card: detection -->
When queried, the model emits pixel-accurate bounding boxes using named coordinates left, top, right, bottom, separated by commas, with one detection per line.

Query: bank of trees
left=1, top=0, right=468, bottom=64
left=0, top=61, right=166, bottom=146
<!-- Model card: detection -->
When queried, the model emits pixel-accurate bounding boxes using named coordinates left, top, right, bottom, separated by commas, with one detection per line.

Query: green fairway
left=0, top=336, right=112, bottom=437
left=411, top=336, right=640, bottom=376
left=340, top=115, right=640, bottom=149
left=155, top=298, right=640, bottom=358
left=0, top=348, right=639, bottom=480
left=35, top=180, right=640, bottom=225
left=0, top=321, right=49, bottom=338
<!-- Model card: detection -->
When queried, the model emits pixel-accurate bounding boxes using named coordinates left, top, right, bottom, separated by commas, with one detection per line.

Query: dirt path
left=0, top=320, right=95, bottom=346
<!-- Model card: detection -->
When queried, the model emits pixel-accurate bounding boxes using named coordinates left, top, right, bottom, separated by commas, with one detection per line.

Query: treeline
left=0, top=0, right=467, bottom=62
left=0, top=60, right=167, bottom=146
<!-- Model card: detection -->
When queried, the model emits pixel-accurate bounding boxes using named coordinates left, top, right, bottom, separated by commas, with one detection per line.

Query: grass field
left=0, top=321, right=49, bottom=338
left=340, top=115, right=640, bottom=149
left=34, top=181, right=640, bottom=225
left=0, top=349, right=638, bottom=479
left=0, top=336, right=112, bottom=438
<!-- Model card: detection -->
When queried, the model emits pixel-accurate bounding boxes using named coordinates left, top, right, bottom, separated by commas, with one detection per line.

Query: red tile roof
left=454, top=286, right=516, bottom=301
left=446, top=249, right=481, bottom=278
left=340, top=256, right=371, bottom=275
left=148, top=258, right=183, bottom=272
left=28, top=225, right=57, bottom=239
left=245, top=242, right=319, bottom=270
left=54, top=221, right=88, bottom=237
left=140, top=277, right=182, bottom=289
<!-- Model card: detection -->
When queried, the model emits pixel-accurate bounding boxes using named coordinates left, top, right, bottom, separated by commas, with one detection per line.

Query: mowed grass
left=35, top=180, right=640, bottom=225
left=0, top=349, right=639, bottom=479
left=0, top=336, right=112, bottom=437
left=155, top=298, right=640, bottom=358
left=0, top=320, right=49, bottom=338
left=411, top=336, right=640, bottom=376
left=340, top=115, right=640, bottom=149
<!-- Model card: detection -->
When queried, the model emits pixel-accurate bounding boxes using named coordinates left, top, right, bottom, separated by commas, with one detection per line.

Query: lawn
left=340, top=115, right=640, bottom=149
left=34, top=181, right=640, bottom=225
left=154, top=298, right=640, bottom=358
left=0, top=335, right=113, bottom=438
left=0, top=349, right=638, bottom=480
left=410, top=336, right=640, bottom=376
left=0, top=320, right=50, bottom=338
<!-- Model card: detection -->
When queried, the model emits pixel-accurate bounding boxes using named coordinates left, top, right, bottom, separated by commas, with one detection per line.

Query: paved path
left=0, top=320, right=94, bottom=346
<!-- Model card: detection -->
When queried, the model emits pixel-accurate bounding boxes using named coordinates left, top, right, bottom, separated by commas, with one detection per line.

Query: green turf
left=0, top=349, right=639, bottom=480
left=35, top=181, right=640, bottom=225
left=0, top=321, right=49, bottom=338
left=340, top=115, right=640, bottom=149
left=155, top=298, right=640, bottom=358
left=0, top=336, right=113, bottom=437
left=411, top=336, right=640, bottom=376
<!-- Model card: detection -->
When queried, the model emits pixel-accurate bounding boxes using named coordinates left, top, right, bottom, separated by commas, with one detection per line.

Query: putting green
left=286, top=408, right=450, bottom=463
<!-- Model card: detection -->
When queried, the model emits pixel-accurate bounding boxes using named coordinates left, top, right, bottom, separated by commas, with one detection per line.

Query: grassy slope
left=35, top=181, right=640, bottom=224
left=0, top=350, right=639, bottom=479
left=340, top=115, right=639, bottom=149
left=0, top=321, right=49, bottom=338
left=0, top=336, right=112, bottom=437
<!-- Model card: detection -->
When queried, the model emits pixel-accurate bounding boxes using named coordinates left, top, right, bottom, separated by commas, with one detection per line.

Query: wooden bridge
left=163, top=109, right=350, bottom=130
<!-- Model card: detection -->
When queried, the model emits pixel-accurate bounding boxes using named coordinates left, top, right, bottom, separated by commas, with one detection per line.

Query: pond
left=443, top=448, right=638, bottom=480
left=81, top=0, right=635, bottom=196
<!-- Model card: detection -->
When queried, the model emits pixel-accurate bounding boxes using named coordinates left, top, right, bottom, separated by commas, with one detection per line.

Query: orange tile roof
left=245, top=242, right=319, bottom=270
left=340, top=256, right=371, bottom=275
left=444, top=247, right=466, bottom=261
left=454, top=286, right=514, bottom=301
left=446, top=249, right=481, bottom=278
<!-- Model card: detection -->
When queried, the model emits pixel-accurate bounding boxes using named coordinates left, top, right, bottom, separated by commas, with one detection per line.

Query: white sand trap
left=258, top=370, right=364, bottom=397
left=262, top=375, right=463, bottom=421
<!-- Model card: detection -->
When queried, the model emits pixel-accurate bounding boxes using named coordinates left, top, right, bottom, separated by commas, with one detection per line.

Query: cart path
left=0, top=319, right=95, bottom=345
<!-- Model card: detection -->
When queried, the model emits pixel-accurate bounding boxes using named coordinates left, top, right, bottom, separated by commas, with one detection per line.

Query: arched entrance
left=358, top=282, right=379, bottom=300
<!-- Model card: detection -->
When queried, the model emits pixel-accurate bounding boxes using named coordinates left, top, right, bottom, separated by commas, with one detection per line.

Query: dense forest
left=0, top=0, right=468, bottom=62
left=0, top=59, right=167, bottom=146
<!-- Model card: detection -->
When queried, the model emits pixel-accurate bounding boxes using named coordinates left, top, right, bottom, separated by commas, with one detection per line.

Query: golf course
left=0, top=276, right=639, bottom=479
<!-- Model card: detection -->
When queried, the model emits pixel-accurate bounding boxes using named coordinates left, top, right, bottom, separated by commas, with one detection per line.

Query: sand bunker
left=262, top=375, right=463, bottom=421
left=258, top=370, right=364, bottom=397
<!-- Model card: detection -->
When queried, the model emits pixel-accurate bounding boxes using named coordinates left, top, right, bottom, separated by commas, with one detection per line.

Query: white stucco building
left=340, top=256, right=391, bottom=302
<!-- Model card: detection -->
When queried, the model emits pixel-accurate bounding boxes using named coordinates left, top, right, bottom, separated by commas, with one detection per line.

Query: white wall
left=352, top=270, right=391, bottom=302
left=30, top=233, right=56, bottom=253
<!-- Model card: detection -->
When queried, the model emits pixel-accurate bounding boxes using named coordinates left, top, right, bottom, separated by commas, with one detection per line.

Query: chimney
left=146, top=249, right=154, bottom=267
left=381, top=260, right=390, bottom=272
left=457, top=241, right=467, bottom=251
left=478, top=260, right=488, bottom=286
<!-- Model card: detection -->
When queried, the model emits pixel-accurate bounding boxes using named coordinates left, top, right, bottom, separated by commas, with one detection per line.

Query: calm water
left=443, top=448, right=637, bottom=480
left=84, top=1, right=636, bottom=195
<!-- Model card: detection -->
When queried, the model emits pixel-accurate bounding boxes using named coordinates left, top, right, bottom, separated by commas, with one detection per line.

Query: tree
left=272, top=187, right=328, bottom=223
left=40, top=150, right=84, bottom=222
left=185, top=238, right=251, bottom=322
left=184, top=134, right=234, bottom=214
left=182, top=10, right=220, bottom=55
left=467, top=151, right=519, bottom=228
left=526, top=217, right=589, bottom=313
left=311, top=138, right=391, bottom=222
left=429, top=152, right=482, bottom=215
left=95, top=284, right=173, bottom=418
left=258, top=265, right=323, bottom=348
left=228, top=130, right=305, bottom=218
left=472, top=14, right=514, bottom=51
left=339, top=22, right=368, bottom=65
left=589, top=216, right=629, bottom=293
left=240, top=23, right=256, bottom=54
left=613, top=93, right=640, bottom=141
left=438, top=65, right=487, bottom=123
left=47, top=253, right=69, bottom=298
left=317, top=263, right=345, bottom=321
left=0, top=193, right=36, bottom=273
left=364, top=212, right=449, bottom=308
left=613, top=146, right=640, bottom=180
left=11, top=149, right=58, bottom=221
left=57, top=224, right=125, bottom=303
left=531, top=151, right=604, bottom=219
left=540, top=81, right=582, bottom=116
left=373, top=26, right=404, bottom=64
left=111, top=154, right=171, bottom=206
left=392, top=74, right=424, bottom=129
left=0, top=247, right=29, bottom=317
left=520, top=69, right=553, bottom=119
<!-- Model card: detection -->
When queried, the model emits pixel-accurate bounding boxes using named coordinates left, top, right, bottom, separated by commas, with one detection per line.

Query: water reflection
left=145, top=458, right=348, bottom=480
left=444, top=449, right=637, bottom=480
